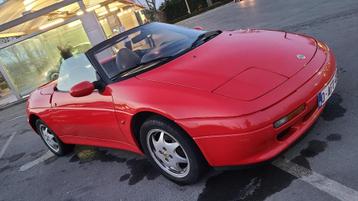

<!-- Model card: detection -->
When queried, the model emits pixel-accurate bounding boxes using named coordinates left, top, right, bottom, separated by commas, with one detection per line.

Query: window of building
left=83, top=1, right=146, bottom=38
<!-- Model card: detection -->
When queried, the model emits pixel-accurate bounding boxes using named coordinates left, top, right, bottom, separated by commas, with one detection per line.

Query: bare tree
left=144, top=0, right=157, bottom=12
left=135, top=0, right=159, bottom=21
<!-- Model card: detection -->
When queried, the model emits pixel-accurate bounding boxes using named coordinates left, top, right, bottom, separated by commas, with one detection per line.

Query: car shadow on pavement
left=198, top=130, right=342, bottom=201
left=67, top=146, right=161, bottom=186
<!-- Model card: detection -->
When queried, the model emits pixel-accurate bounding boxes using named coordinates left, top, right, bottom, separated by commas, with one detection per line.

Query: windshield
left=92, top=23, right=210, bottom=80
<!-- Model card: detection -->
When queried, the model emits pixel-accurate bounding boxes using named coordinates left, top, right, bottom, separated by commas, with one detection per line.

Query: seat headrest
left=116, top=48, right=140, bottom=70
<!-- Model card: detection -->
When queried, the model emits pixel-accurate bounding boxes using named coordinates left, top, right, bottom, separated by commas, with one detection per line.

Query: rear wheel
left=140, top=116, right=206, bottom=184
left=35, top=119, right=74, bottom=156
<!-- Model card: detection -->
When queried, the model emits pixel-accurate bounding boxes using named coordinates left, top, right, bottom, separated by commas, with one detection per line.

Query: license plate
left=318, top=72, right=337, bottom=108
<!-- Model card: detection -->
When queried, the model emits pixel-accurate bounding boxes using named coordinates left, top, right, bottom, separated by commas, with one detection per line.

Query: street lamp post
left=184, top=0, right=191, bottom=14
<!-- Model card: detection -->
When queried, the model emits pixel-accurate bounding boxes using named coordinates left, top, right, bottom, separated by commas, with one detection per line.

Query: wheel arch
left=28, top=113, right=41, bottom=134
left=130, top=111, right=205, bottom=162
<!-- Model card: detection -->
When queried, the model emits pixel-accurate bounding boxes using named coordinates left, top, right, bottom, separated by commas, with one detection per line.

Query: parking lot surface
left=1, top=0, right=358, bottom=200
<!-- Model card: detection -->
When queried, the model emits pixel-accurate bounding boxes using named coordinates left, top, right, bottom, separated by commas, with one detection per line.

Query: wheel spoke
left=158, top=132, right=165, bottom=144
left=52, top=143, right=59, bottom=149
left=168, top=156, right=187, bottom=172
left=47, top=132, right=54, bottom=138
left=48, top=140, right=56, bottom=147
left=152, top=131, right=165, bottom=151
left=171, top=163, right=184, bottom=172
left=43, top=127, right=50, bottom=137
left=46, top=137, right=54, bottom=146
left=165, top=142, right=179, bottom=154
left=173, top=152, right=188, bottom=164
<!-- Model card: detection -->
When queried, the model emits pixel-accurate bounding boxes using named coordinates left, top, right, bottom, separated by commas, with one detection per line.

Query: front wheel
left=140, top=116, right=206, bottom=184
left=35, top=119, right=74, bottom=156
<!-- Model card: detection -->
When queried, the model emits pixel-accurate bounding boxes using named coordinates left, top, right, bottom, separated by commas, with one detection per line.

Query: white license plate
left=318, top=72, right=337, bottom=108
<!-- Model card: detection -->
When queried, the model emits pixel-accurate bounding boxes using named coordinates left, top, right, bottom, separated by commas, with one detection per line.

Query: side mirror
left=70, top=81, right=95, bottom=97
left=193, top=26, right=204, bottom=30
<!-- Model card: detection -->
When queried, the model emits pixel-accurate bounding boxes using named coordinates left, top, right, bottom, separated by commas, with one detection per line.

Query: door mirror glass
left=70, top=81, right=95, bottom=97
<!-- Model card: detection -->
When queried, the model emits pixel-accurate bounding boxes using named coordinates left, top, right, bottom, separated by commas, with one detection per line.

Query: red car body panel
left=27, top=29, right=336, bottom=167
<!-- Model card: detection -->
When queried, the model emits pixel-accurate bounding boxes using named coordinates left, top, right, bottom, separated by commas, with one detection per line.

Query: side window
left=57, top=54, right=98, bottom=92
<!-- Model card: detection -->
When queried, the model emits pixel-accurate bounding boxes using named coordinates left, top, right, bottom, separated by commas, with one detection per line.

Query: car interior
left=97, top=28, right=191, bottom=79
left=98, top=31, right=156, bottom=78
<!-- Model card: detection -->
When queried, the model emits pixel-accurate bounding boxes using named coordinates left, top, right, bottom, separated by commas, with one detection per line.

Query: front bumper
left=192, top=94, right=325, bottom=167
left=177, top=49, right=336, bottom=167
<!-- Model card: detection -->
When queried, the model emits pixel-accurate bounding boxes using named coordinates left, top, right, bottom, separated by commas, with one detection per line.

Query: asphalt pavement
left=1, top=0, right=358, bottom=200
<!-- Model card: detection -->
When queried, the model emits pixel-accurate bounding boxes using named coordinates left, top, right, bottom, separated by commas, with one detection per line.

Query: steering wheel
left=141, top=39, right=189, bottom=63
left=159, top=41, right=171, bottom=47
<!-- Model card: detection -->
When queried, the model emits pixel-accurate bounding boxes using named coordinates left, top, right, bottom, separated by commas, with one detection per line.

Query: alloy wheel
left=146, top=129, right=190, bottom=178
left=39, top=124, right=60, bottom=153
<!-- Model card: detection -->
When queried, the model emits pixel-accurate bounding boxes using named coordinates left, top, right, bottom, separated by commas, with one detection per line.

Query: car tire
left=139, top=116, right=207, bottom=184
left=35, top=119, right=74, bottom=156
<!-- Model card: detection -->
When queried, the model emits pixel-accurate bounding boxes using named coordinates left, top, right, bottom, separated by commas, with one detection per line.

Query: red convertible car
left=27, top=22, right=337, bottom=184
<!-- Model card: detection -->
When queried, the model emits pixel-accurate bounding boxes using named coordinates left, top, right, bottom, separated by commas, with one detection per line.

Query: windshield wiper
left=139, top=56, right=174, bottom=66
left=191, top=30, right=222, bottom=48
left=113, top=56, right=173, bottom=79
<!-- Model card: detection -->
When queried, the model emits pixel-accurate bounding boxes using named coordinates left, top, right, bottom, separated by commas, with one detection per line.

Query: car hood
left=137, top=29, right=318, bottom=101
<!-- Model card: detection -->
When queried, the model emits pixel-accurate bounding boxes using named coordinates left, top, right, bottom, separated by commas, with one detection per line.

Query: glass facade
left=0, top=20, right=90, bottom=96
left=0, top=3, right=81, bottom=38
left=0, top=0, right=147, bottom=105
left=93, top=2, right=146, bottom=38
left=0, top=0, right=73, bottom=27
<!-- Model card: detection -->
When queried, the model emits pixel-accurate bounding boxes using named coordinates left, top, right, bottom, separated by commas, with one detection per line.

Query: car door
left=49, top=54, right=126, bottom=142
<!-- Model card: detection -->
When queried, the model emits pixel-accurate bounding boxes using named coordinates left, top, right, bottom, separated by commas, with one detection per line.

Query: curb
left=0, top=98, right=27, bottom=111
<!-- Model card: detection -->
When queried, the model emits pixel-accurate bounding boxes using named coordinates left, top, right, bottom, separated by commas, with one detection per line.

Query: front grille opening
left=277, top=127, right=294, bottom=141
